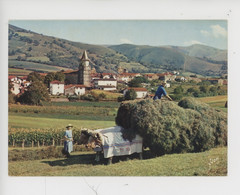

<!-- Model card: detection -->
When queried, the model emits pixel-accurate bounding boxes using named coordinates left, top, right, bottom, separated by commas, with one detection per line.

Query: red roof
left=94, top=79, right=117, bottom=81
left=128, top=87, right=148, bottom=92
left=119, top=73, right=141, bottom=77
left=50, top=80, right=64, bottom=84
left=8, top=76, right=17, bottom=80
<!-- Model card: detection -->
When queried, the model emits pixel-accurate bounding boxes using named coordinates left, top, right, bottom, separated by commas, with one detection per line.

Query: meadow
left=8, top=96, right=227, bottom=176
left=8, top=147, right=227, bottom=176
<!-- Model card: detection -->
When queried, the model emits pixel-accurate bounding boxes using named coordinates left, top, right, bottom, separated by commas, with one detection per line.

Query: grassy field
left=197, top=95, right=227, bottom=112
left=8, top=60, right=71, bottom=72
left=9, top=113, right=115, bottom=129
left=8, top=147, right=227, bottom=176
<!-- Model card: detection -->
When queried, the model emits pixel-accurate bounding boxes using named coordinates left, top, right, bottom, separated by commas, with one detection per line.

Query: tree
left=27, top=72, right=44, bottom=82
left=199, top=85, right=209, bottom=93
left=44, top=72, right=55, bottom=86
left=17, top=81, right=50, bottom=105
left=128, top=77, right=148, bottom=87
left=54, top=71, right=65, bottom=82
left=8, top=80, right=16, bottom=104
left=125, top=89, right=137, bottom=100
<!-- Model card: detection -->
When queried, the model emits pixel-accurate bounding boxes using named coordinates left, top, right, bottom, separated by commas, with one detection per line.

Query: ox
left=79, top=126, right=143, bottom=165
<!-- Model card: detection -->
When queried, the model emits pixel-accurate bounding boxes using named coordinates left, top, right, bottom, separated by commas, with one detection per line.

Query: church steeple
left=81, top=50, right=90, bottom=61
left=78, top=50, right=91, bottom=87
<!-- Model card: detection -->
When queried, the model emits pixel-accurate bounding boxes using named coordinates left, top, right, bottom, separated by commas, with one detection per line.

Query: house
left=158, top=72, right=176, bottom=82
left=101, top=73, right=117, bottom=80
left=50, top=80, right=64, bottom=95
left=94, top=79, right=117, bottom=91
left=64, top=85, right=86, bottom=96
left=123, top=87, right=148, bottom=99
left=143, top=73, right=159, bottom=81
left=118, top=73, right=141, bottom=82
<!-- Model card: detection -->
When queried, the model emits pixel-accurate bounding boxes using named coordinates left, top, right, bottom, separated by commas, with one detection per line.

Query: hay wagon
left=79, top=126, right=143, bottom=165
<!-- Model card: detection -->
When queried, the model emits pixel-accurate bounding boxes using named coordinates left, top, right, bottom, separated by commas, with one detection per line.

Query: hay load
left=115, top=97, right=227, bottom=155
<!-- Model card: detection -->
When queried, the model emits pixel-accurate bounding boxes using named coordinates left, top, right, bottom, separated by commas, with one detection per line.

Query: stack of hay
left=115, top=97, right=227, bottom=155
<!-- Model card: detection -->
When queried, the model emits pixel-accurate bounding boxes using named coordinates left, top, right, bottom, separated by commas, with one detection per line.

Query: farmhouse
left=118, top=73, right=141, bottom=82
left=158, top=72, right=176, bottom=82
left=50, top=80, right=64, bottom=95
left=64, top=85, right=86, bottom=96
left=94, top=79, right=117, bottom=91
left=123, top=87, right=148, bottom=99
left=143, top=73, right=159, bottom=81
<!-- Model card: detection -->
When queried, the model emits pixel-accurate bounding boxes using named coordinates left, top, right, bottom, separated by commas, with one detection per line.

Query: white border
left=1, top=0, right=240, bottom=195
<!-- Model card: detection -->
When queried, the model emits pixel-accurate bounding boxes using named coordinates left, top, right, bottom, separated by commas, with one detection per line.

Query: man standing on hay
left=63, top=124, right=74, bottom=158
left=153, top=82, right=173, bottom=101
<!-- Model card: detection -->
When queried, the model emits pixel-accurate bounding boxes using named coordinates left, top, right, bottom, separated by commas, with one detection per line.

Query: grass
left=8, top=68, right=32, bottom=75
left=197, top=95, right=227, bottom=112
left=8, top=114, right=115, bottom=129
left=8, top=147, right=227, bottom=176
left=8, top=60, right=70, bottom=72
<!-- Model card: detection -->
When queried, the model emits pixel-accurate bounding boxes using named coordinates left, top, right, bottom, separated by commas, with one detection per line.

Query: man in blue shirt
left=153, top=82, right=173, bottom=101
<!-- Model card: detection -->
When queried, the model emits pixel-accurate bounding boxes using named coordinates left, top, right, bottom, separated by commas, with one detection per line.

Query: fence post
left=52, top=139, right=55, bottom=146
left=22, top=139, right=25, bottom=149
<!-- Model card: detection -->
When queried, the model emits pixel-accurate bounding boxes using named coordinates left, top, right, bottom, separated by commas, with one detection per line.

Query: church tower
left=78, top=50, right=91, bottom=87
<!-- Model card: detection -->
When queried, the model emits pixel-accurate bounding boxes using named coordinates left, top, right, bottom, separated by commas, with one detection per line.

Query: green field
left=8, top=147, right=227, bottom=176
left=9, top=60, right=71, bottom=72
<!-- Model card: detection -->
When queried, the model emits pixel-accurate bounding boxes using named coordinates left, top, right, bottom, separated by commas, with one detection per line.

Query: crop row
left=8, top=128, right=88, bottom=147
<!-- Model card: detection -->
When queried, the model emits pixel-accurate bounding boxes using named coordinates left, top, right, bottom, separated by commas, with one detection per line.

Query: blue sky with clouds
left=9, top=20, right=227, bottom=49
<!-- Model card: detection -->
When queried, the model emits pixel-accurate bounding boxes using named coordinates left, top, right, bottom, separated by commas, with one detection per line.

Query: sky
left=9, top=20, right=227, bottom=50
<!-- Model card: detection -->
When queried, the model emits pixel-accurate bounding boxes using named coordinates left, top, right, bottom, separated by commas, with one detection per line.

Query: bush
left=8, top=145, right=92, bottom=161
left=115, top=97, right=227, bottom=155
left=125, top=89, right=137, bottom=100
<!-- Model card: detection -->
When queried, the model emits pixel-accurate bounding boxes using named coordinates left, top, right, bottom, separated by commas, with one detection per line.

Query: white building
left=50, top=80, right=64, bottom=95
left=65, top=85, right=86, bottom=96
left=123, top=87, right=148, bottom=99
left=118, top=73, right=141, bottom=83
left=94, top=79, right=117, bottom=91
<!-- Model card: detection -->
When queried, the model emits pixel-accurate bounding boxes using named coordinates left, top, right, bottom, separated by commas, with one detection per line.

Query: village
left=9, top=50, right=227, bottom=101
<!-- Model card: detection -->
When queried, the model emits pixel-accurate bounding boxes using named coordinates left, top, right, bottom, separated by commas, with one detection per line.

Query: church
left=64, top=50, right=92, bottom=87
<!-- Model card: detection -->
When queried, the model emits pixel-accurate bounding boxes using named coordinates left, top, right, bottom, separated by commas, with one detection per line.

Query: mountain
left=169, top=44, right=227, bottom=61
left=8, top=24, right=227, bottom=76
left=109, top=44, right=227, bottom=76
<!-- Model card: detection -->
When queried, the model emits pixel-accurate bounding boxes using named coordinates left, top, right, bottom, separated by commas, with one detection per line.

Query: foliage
left=128, top=76, right=148, bottom=87
left=8, top=146, right=92, bottom=161
left=124, top=89, right=137, bottom=100
left=17, top=81, right=50, bottom=105
left=27, top=72, right=44, bottom=82
left=116, top=98, right=227, bottom=155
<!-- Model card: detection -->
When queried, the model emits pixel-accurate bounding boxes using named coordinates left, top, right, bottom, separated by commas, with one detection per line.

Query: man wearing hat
left=153, top=82, right=173, bottom=101
left=64, top=124, right=74, bottom=157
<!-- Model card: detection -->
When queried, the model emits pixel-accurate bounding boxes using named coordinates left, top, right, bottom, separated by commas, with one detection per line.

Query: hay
left=115, top=97, right=227, bottom=155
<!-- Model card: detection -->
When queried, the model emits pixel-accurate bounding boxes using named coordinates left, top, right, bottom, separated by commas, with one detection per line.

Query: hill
left=8, top=24, right=227, bottom=76
left=109, top=44, right=227, bottom=76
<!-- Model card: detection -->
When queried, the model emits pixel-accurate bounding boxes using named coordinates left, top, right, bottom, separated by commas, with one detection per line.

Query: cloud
left=184, top=40, right=203, bottom=46
left=120, top=38, right=133, bottom=44
left=200, top=30, right=210, bottom=36
left=210, top=25, right=227, bottom=38
left=201, top=25, right=227, bottom=38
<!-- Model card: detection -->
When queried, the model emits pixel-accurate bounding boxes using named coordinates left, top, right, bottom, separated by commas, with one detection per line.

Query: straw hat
left=66, top=124, right=73, bottom=128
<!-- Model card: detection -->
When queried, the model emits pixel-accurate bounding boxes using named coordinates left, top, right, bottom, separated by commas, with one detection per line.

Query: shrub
left=115, top=97, right=227, bottom=155
left=125, top=89, right=137, bottom=100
